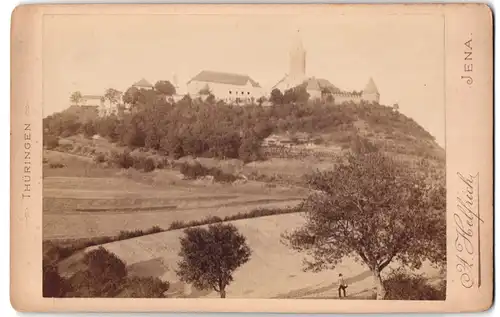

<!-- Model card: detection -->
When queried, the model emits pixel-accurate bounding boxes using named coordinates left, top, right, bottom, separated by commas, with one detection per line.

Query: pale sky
left=43, top=13, right=445, bottom=145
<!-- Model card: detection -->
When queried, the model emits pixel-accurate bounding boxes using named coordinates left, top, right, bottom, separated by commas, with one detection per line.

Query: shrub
left=179, top=161, right=237, bottom=183
left=168, top=220, right=186, bottom=230
left=81, top=146, right=90, bottom=154
left=205, top=216, right=223, bottom=223
left=149, top=225, right=163, bottom=234
left=110, top=150, right=134, bottom=169
left=179, top=161, right=209, bottom=179
left=143, top=157, right=156, bottom=172
left=43, top=261, right=71, bottom=297
left=93, top=153, right=106, bottom=163
left=117, top=229, right=146, bottom=240
left=118, top=276, right=170, bottom=298
left=78, top=247, right=128, bottom=297
left=59, top=143, right=74, bottom=152
left=115, top=226, right=164, bottom=240
left=383, top=269, right=446, bottom=300
left=44, top=135, right=59, bottom=150
left=155, top=157, right=170, bottom=169
left=209, top=167, right=237, bottom=183
left=49, top=162, right=65, bottom=169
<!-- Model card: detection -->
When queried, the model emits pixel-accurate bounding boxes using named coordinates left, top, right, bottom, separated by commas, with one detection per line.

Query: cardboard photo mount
left=10, top=3, right=494, bottom=313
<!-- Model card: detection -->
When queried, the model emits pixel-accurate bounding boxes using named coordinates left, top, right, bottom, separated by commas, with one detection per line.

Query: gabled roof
left=133, top=78, right=153, bottom=88
left=363, top=77, right=379, bottom=94
left=303, top=77, right=339, bottom=92
left=188, top=70, right=261, bottom=88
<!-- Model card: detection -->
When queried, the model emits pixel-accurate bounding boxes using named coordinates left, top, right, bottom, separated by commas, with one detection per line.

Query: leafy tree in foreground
left=176, top=223, right=252, bottom=298
left=282, top=151, right=446, bottom=299
left=79, top=246, right=128, bottom=297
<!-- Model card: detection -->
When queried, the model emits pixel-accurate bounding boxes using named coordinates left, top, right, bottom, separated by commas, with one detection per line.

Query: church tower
left=289, top=30, right=306, bottom=81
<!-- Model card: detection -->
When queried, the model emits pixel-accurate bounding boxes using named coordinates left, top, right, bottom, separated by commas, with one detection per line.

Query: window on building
left=241, top=91, right=245, bottom=95
left=247, top=92, right=250, bottom=95
left=229, top=90, right=232, bottom=94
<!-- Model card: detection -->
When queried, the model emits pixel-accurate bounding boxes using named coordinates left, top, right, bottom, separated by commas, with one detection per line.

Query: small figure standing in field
left=338, top=273, right=348, bottom=298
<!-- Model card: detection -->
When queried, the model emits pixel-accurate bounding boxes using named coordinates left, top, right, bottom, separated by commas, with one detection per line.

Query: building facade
left=187, top=70, right=265, bottom=104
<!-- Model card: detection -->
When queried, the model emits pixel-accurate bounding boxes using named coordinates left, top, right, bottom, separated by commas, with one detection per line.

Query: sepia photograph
left=40, top=11, right=447, bottom=301
left=10, top=3, right=494, bottom=313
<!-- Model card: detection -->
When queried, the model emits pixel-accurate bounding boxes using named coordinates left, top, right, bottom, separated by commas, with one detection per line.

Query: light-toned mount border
left=10, top=3, right=493, bottom=313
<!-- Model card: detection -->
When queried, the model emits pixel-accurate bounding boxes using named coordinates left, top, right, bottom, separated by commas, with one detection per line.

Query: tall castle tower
left=289, top=30, right=306, bottom=81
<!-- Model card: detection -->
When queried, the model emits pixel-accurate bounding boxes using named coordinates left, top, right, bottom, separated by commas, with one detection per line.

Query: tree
left=77, top=247, right=128, bottom=297
left=206, top=93, right=216, bottom=105
left=270, top=88, right=284, bottom=105
left=321, top=87, right=333, bottom=103
left=70, top=91, right=83, bottom=105
left=81, top=121, right=96, bottom=138
left=176, top=223, right=252, bottom=298
left=154, top=80, right=176, bottom=96
left=43, top=261, right=70, bottom=297
left=44, top=134, right=59, bottom=149
left=282, top=150, right=446, bottom=299
left=350, top=132, right=378, bottom=155
left=283, top=84, right=310, bottom=104
left=104, top=88, right=122, bottom=106
left=393, top=103, right=400, bottom=112
left=122, top=86, right=140, bottom=107
left=199, top=84, right=211, bottom=96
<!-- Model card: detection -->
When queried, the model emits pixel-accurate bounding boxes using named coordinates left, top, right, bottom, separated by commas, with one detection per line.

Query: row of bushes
left=179, top=161, right=238, bottom=183
left=43, top=226, right=165, bottom=265
left=94, top=150, right=171, bottom=172
left=44, top=205, right=303, bottom=266
left=168, top=205, right=303, bottom=230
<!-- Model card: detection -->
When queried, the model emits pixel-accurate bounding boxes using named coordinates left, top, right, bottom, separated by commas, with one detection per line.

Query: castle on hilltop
left=75, top=30, right=381, bottom=113
left=273, top=30, right=380, bottom=105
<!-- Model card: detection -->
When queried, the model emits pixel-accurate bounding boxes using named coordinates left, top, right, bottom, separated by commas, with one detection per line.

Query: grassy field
left=44, top=139, right=443, bottom=299
left=43, top=150, right=306, bottom=240
left=58, top=213, right=442, bottom=299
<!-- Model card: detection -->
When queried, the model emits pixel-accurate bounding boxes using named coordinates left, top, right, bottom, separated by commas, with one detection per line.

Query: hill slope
left=61, top=213, right=441, bottom=299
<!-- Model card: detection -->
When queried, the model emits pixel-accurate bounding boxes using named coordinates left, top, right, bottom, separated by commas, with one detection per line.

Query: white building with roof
left=80, top=94, right=104, bottom=108
left=273, top=30, right=380, bottom=105
left=132, top=78, right=154, bottom=90
left=186, top=70, right=264, bottom=104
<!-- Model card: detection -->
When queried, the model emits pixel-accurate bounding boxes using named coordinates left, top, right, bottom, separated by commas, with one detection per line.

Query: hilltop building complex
left=272, top=30, right=380, bottom=105
left=74, top=31, right=381, bottom=114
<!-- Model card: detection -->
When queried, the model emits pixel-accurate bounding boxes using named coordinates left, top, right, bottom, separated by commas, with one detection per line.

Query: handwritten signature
left=454, top=172, right=482, bottom=288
